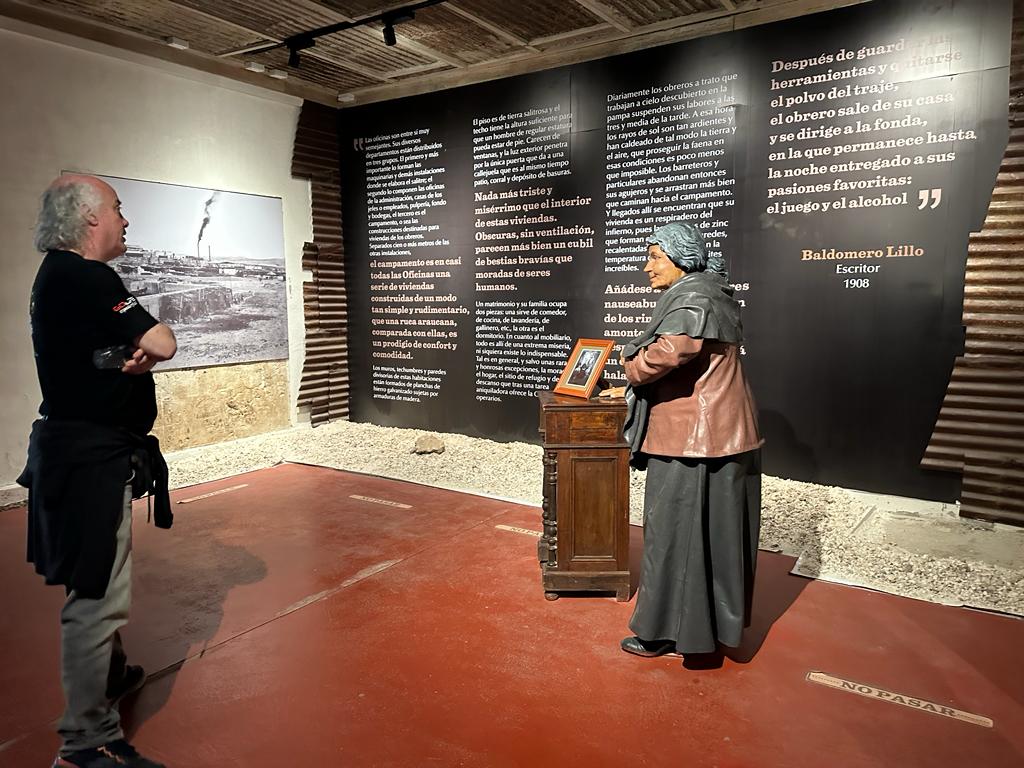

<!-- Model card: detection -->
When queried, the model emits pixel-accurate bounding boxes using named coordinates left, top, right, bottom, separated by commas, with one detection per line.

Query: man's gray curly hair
left=33, top=180, right=102, bottom=253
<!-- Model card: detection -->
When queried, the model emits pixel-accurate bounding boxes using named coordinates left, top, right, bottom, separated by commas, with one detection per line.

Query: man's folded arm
left=133, top=323, right=177, bottom=361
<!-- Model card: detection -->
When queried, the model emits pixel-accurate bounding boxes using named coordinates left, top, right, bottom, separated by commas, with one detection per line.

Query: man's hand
left=121, top=347, right=157, bottom=375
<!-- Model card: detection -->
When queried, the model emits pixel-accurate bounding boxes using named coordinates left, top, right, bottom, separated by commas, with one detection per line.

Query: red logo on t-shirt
left=112, top=296, right=139, bottom=314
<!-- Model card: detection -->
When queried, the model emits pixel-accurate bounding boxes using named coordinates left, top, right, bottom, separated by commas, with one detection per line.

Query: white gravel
left=165, top=420, right=1024, bottom=618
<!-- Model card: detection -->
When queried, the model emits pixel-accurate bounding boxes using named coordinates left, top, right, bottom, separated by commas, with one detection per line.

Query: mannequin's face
left=643, top=244, right=684, bottom=290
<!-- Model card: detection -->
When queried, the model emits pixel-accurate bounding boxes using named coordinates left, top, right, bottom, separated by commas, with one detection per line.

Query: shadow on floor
left=119, top=525, right=267, bottom=738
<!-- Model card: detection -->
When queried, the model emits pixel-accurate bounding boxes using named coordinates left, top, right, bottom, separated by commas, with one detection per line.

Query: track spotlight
left=287, top=35, right=315, bottom=68
left=382, top=9, right=414, bottom=46
left=220, top=2, right=440, bottom=60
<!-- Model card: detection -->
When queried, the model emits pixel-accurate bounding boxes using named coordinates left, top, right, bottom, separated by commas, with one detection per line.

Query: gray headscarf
left=647, top=221, right=728, bottom=280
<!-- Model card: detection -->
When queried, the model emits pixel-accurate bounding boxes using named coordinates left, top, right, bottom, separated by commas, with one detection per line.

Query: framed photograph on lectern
left=553, top=338, right=615, bottom=399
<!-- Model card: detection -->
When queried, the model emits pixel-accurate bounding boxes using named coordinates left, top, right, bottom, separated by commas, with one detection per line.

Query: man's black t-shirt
left=30, top=250, right=159, bottom=434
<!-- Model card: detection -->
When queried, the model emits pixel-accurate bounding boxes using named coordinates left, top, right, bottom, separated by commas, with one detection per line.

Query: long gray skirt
left=629, top=450, right=761, bottom=654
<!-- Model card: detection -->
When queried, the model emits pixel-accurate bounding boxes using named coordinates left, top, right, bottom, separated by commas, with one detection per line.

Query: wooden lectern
left=536, top=391, right=631, bottom=601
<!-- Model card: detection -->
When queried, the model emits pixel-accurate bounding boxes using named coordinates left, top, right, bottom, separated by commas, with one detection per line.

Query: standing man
left=19, top=174, right=176, bottom=768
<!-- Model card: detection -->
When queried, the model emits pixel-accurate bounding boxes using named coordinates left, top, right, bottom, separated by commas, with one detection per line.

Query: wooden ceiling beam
left=571, top=0, right=633, bottom=32
left=389, top=29, right=469, bottom=67
left=380, top=60, right=453, bottom=78
left=629, top=0, right=756, bottom=36
left=530, top=22, right=615, bottom=47
left=444, top=2, right=540, bottom=51
left=304, top=49, right=395, bottom=82
left=734, top=0, right=870, bottom=29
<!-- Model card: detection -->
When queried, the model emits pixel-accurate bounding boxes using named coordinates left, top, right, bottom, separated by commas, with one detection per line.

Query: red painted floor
left=1, top=462, right=1021, bottom=767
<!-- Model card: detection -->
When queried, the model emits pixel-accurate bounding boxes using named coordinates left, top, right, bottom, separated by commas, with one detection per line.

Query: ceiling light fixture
left=287, top=34, right=316, bottom=68
left=267, top=68, right=288, bottom=80
left=382, top=9, right=415, bottom=46
left=243, top=61, right=266, bottom=73
left=164, top=36, right=189, bottom=50
left=217, top=0, right=443, bottom=60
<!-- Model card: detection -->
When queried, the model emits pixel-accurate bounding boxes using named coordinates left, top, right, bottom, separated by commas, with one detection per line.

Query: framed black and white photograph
left=553, top=338, right=614, bottom=399
left=93, top=173, right=288, bottom=370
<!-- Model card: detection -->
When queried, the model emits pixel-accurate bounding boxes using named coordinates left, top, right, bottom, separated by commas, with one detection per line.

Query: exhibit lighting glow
left=163, top=37, right=189, bottom=50
left=267, top=68, right=288, bottom=80
left=243, top=61, right=266, bottom=73
left=337, top=93, right=356, bottom=103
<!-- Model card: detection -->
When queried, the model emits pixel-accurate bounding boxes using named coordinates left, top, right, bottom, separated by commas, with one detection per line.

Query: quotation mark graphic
left=353, top=137, right=366, bottom=151
left=918, top=188, right=942, bottom=209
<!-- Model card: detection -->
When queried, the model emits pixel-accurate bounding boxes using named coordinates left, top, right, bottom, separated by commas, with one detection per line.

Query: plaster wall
left=0, top=20, right=312, bottom=485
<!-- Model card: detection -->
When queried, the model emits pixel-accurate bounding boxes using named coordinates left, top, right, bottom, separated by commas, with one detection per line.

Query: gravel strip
left=166, top=421, right=1024, bottom=617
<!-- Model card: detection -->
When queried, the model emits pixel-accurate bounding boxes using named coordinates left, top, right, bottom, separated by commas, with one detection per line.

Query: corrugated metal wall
left=291, top=101, right=349, bottom=425
left=921, top=2, right=1024, bottom=526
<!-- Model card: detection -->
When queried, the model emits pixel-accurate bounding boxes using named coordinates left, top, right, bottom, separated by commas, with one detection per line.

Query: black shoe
left=681, top=648, right=725, bottom=670
left=54, top=738, right=165, bottom=768
left=620, top=636, right=675, bottom=657
left=106, top=665, right=146, bottom=705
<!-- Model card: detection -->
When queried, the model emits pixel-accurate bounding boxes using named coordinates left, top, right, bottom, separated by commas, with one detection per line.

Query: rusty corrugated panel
left=922, top=2, right=1024, bottom=526
left=33, top=0, right=263, bottom=53
left=292, top=102, right=350, bottom=426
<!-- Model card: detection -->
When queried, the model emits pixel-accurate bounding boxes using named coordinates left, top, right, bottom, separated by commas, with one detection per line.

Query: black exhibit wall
left=338, top=0, right=1011, bottom=502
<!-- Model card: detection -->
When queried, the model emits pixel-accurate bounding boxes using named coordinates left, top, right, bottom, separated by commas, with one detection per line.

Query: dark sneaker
left=54, top=739, right=166, bottom=768
left=106, top=665, right=146, bottom=705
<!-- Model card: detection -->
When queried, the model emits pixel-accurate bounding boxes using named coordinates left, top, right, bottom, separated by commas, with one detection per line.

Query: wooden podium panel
left=537, top=391, right=630, bottom=601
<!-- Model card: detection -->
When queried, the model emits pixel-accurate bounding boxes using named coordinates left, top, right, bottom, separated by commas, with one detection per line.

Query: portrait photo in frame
left=553, top=338, right=615, bottom=399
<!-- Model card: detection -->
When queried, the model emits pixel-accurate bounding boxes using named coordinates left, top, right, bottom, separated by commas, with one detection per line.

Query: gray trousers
left=58, top=484, right=133, bottom=753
